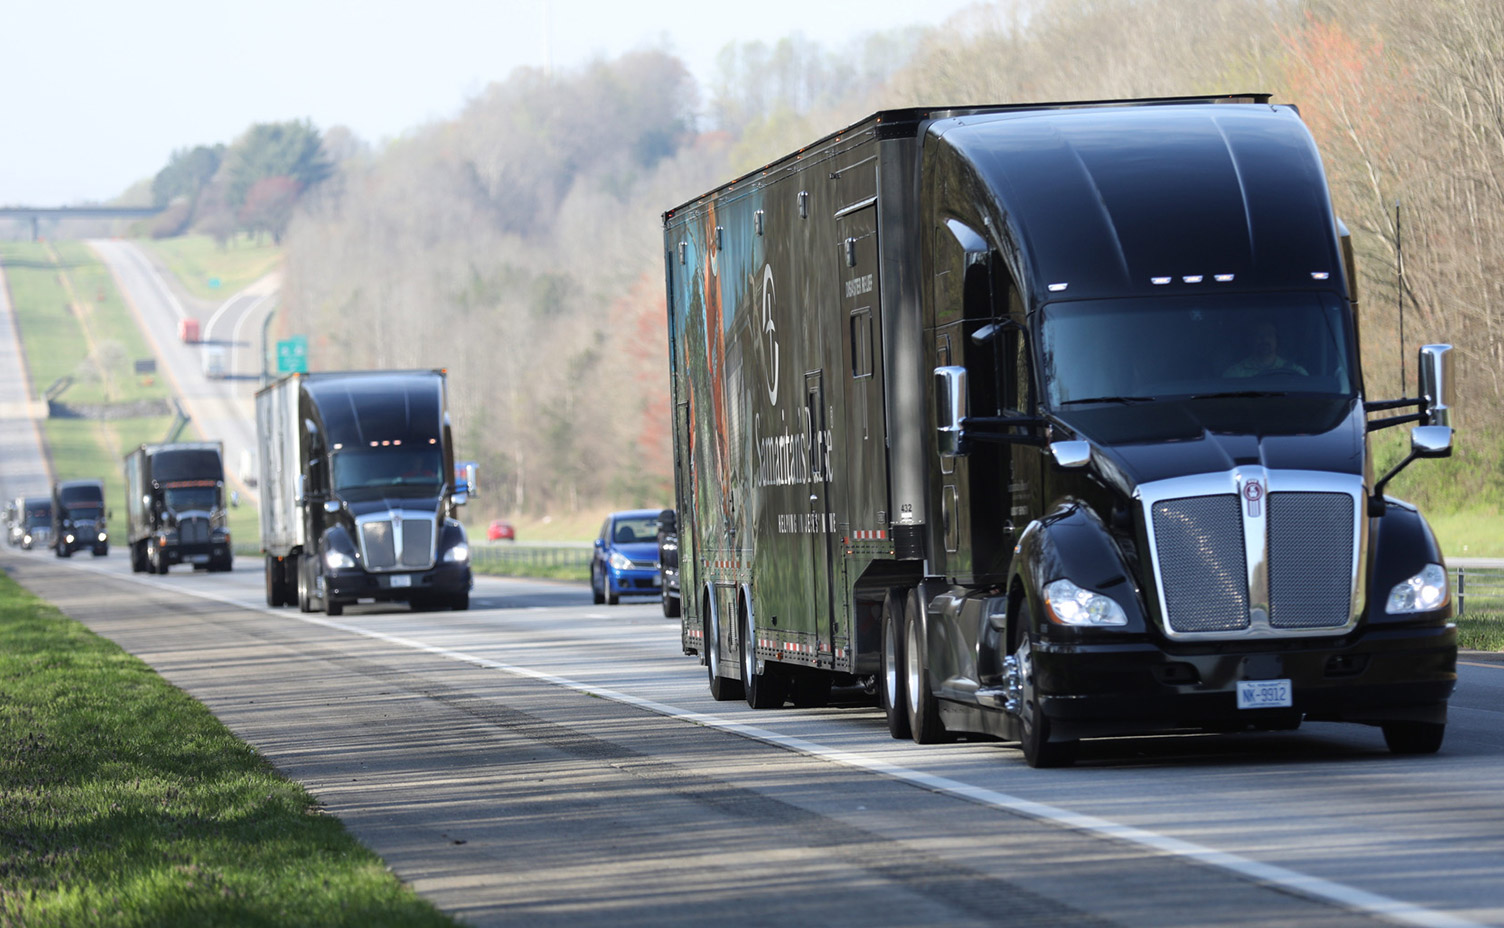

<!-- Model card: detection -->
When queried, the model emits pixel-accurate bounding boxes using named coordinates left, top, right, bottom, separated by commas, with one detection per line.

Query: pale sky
left=1, top=0, right=980, bottom=206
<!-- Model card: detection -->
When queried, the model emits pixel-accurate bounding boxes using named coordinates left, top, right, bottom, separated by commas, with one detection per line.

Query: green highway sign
left=276, top=335, right=308, bottom=373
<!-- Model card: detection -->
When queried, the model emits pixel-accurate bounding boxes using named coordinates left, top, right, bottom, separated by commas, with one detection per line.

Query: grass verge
left=141, top=235, right=281, bottom=302
left=0, top=570, right=455, bottom=927
left=1457, top=613, right=1504, bottom=652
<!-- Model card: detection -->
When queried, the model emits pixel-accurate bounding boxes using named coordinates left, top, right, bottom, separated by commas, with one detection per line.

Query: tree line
left=261, top=0, right=1501, bottom=517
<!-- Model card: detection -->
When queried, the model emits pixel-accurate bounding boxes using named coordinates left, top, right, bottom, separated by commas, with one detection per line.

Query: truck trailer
left=661, top=95, right=1458, bottom=767
left=255, top=370, right=473, bottom=616
left=124, top=442, right=233, bottom=573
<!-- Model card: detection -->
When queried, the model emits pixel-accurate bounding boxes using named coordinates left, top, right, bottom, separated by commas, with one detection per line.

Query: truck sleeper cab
left=663, top=95, right=1457, bottom=767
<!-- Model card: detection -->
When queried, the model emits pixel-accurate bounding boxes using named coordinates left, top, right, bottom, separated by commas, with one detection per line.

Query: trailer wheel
left=705, top=591, right=743, bottom=701
left=880, top=590, right=911, bottom=739
left=741, top=597, right=785, bottom=709
left=903, top=587, right=946, bottom=743
left=1382, top=720, right=1445, bottom=755
left=1012, top=609, right=1077, bottom=768
left=131, top=542, right=146, bottom=574
left=264, top=555, right=281, bottom=605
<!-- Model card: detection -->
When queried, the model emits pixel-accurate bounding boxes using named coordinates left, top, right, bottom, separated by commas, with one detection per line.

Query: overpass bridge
left=0, top=205, right=166, bottom=240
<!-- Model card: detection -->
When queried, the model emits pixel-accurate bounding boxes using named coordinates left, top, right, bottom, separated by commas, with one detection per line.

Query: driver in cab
left=1224, top=321, right=1308, bottom=378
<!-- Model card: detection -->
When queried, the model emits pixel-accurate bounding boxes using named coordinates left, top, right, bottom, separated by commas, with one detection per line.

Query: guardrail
left=1455, top=565, right=1504, bottom=617
left=470, top=540, right=594, bottom=572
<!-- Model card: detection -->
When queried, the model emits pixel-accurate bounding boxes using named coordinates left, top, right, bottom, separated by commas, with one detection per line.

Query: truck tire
left=297, top=556, right=314, bottom=613
left=325, top=597, right=343, bottom=617
left=131, top=542, right=146, bottom=573
left=449, top=591, right=470, bottom=611
left=1382, top=720, right=1445, bottom=755
left=1012, top=607, right=1077, bottom=768
left=661, top=589, right=680, bottom=618
left=148, top=540, right=167, bottom=574
left=741, top=597, right=785, bottom=709
left=880, top=590, right=911, bottom=739
left=705, top=592, right=743, bottom=701
left=265, top=555, right=281, bottom=606
left=904, top=587, right=946, bottom=744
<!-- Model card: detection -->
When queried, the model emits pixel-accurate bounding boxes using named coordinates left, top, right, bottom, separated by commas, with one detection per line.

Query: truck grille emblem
left=1243, top=480, right=1264, bottom=518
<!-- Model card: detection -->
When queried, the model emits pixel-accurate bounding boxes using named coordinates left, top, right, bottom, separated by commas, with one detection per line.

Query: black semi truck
left=124, top=442, right=234, bottom=573
left=51, top=478, right=109, bottom=557
left=256, top=370, right=474, bottom=615
left=662, top=95, right=1458, bottom=767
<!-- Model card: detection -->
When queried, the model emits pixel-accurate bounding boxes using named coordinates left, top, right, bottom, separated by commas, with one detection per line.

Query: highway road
left=0, top=263, right=52, bottom=502
left=89, top=239, right=276, bottom=501
left=2, top=547, right=1502, bottom=928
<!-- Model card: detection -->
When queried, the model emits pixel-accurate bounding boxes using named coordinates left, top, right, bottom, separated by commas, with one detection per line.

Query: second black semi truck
left=256, top=370, right=473, bottom=615
left=51, top=478, right=108, bottom=557
left=662, top=95, right=1458, bottom=767
left=124, top=442, right=233, bottom=573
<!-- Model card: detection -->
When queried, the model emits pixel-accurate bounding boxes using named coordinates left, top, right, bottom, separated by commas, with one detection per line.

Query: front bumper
left=609, top=566, right=660, bottom=596
left=327, top=560, right=472, bottom=603
left=1034, top=622, right=1457, bottom=741
left=164, top=541, right=231, bottom=566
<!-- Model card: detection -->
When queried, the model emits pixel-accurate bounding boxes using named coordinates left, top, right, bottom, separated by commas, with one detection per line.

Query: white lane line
left=116, top=241, right=186, bottom=323
left=59, top=560, right=1487, bottom=928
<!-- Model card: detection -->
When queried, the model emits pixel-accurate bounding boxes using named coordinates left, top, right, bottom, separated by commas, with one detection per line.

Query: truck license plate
left=390, top=575, right=411, bottom=588
left=1237, top=678, right=1292, bottom=709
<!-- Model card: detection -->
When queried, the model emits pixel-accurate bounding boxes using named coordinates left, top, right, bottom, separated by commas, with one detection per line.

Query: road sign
left=276, top=335, right=308, bottom=373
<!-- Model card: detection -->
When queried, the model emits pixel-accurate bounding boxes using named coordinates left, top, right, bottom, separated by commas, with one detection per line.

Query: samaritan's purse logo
left=1243, top=480, right=1264, bottom=518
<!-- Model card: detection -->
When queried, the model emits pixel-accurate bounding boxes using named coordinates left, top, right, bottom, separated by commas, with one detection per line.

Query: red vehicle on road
left=487, top=520, right=515, bottom=541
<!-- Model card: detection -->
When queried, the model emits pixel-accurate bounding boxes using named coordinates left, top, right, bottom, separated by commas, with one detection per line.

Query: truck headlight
left=1386, top=563, right=1448, bottom=614
left=1043, top=578, right=1128, bottom=627
left=65, top=534, right=75, bottom=544
left=325, top=548, right=356, bottom=570
left=443, top=541, right=469, bottom=563
left=609, top=550, right=633, bottom=571
left=98, top=532, right=108, bottom=542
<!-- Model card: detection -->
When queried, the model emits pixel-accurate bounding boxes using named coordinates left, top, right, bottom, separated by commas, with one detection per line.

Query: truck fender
left=1366, top=498, right=1450, bottom=624
left=1006, top=502, right=1148, bottom=645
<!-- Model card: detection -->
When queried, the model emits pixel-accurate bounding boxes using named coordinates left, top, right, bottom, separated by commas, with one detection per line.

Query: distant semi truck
left=124, top=441, right=233, bottom=573
left=256, top=370, right=474, bottom=615
left=662, top=94, right=1457, bottom=766
left=51, top=478, right=109, bottom=557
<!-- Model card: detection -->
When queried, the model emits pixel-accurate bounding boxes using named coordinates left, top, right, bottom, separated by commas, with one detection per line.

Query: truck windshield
left=1039, top=292, right=1356, bottom=407
left=24, top=505, right=51, bottom=526
left=64, top=506, right=103, bottom=520
left=332, top=448, right=444, bottom=494
left=165, top=486, right=219, bottom=511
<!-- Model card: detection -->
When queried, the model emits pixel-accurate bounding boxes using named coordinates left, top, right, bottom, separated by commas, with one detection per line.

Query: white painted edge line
left=61, top=561, right=1487, bottom=928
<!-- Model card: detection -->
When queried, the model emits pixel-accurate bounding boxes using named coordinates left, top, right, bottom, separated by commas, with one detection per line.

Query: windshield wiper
left=1059, top=395, right=1157, bottom=406
left=1190, top=390, right=1290, bottom=400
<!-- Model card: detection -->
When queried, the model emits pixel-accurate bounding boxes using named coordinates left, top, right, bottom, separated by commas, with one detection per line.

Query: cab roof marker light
left=1215, top=273, right=1235, bottom=282
left=1151, top=276, right=1172, bottom=285
left=1311, top=271, right=1331, bottom=280
left=1183, top=275, right=1204, bottom=283
left=1047, top=282, right=1068, bottom=292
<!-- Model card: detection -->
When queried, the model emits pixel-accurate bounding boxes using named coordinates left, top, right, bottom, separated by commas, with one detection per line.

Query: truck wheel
left=297, top=556, right=314, bottom=613
left=1012, top=613, right=1077, bottom=768
left=705, top=593, right=743, bottom=701
left=904, top=587, right=947, bottom=744
left=662, top=589, right=680, bottom=618
left=148, top=541, right=166, bottom=574
left=1382, top=720, right=1445, bottom=755
left=325, top=597, right=343, bottom=617
left=741, top=598, right=785, bottom=709
left=449, top=591, right=470, bottom=611
left=131, top=542, right=146, bottom=573
left=881, top=590, right=911, bottom=739
left=591, top=565, right=605, bottom=605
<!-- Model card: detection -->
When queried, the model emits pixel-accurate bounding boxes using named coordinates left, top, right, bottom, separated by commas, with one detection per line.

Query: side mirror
left=230, top=491, right=240, bottom=508
left=594, top=538, right=604, bottom=549
left=1049, top=440, right=1091, bottom=469
left=294, top=474, right=308, bottom=507
left=464, top=462, right=478, bottom=496
left=1411, top=425, right=1453, bottom=459
left=1418, top=344, right=1453, bottom=428
left=659, top=508, right=677, bottom=532
left=935, top=365, right=968, bottom=457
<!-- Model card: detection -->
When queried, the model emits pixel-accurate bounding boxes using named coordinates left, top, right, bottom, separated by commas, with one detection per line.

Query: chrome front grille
left=357, top=510, right=437, bottom=571
left=179, top=516, right=210, bottom=545
left=1151, top=495, right=1249, bottom=633
left=1268, top=492, right=1354, bottom=629
left=1141, top=470, right=1364, bottom=640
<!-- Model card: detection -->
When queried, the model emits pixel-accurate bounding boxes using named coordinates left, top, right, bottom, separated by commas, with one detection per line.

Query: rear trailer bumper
left=327, top=561, right=471, bottom=603
left=1034, top=623, right=1457, bottom=741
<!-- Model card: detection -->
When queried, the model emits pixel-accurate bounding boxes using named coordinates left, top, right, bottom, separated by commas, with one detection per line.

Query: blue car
left=591, top=509, right=664, bottom=605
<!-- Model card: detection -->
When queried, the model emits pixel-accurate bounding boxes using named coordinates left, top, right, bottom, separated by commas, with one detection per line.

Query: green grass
left=469, top=555, right=590, bottom=583
left=0, top=242, right=170, bottom=408
left=0, top=572, right=456, bottom=927
left=1457, top=613, right=1504, bottom=652
left=1430, top=509, right=1504, bottom=559
left=142, top=235, right=282, bottom=301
